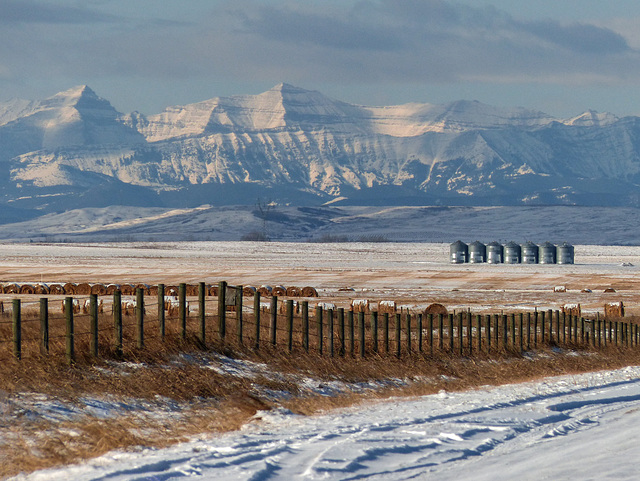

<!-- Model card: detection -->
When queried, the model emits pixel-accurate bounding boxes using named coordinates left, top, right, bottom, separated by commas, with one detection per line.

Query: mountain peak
left=269, top=82, right=308, bottom=94
left=565, top=109, right=618, bottom=127
left=51, top=85, right=99, bottom=102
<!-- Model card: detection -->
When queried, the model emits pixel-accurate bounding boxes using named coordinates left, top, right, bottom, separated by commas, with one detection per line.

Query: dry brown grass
left=3, top=336, right=640, bottom=478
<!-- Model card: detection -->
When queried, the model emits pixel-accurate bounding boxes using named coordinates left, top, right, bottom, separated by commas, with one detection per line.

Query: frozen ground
left=2, top=204, right=640, bottom=245
left=12, top=364, right=640, bottom=480
left=4, top=241, right=640, bottom=479
left=0, top=241, right=639, bottom=316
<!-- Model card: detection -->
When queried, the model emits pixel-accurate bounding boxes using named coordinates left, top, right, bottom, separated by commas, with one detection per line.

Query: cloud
left=2, top=0, right=640, bottom=114
left=209, top=0, right=639, bottom=85
left=0, top=0, right=120, bottom=24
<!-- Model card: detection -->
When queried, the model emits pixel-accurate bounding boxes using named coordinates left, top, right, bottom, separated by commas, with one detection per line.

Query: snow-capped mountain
left=1, top=83, right=640, bottom=214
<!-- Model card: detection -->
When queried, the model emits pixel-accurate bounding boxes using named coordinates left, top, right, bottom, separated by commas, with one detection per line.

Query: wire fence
left=0, top=281, right=637, bottom=363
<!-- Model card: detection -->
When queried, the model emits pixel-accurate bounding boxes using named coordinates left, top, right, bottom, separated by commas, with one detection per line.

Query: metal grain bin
left=468, top=241, right=486, bottom=263
left=503, top=241, right=521, bottom=264
left=557, top=242, right=575, bottom=265
left=521, top=241, right=539, bottom=264
left=486, top=241, right=504, bottom=264
left=539, top=242, right=557, bottom=264
left=450, top=240, right=468, bottom=264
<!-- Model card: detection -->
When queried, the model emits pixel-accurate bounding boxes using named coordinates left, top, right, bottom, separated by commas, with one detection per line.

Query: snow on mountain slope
left=0, top=86, right=143, bottom=161
left=4, top=204, right=640, bottom=245
left=2, top=83, right=640, bottom=213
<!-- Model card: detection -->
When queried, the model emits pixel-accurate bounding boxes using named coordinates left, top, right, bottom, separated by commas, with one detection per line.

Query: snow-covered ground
left=5, top=241, right=640, bottom=479
left=13, top=365, right=640, bottom=480
left=3, top=204, right=640, bottom=245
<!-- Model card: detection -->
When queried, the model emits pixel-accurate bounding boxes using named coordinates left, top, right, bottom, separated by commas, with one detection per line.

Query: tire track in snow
left=13, top=367, right=640, bottom=481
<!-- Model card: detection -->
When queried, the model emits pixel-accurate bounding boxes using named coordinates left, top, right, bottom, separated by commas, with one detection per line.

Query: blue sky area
left=2, top=0, right=640, bottom=117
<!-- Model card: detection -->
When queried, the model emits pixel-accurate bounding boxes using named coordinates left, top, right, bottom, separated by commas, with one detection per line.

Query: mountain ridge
left=1, top=84, right=640, bottom=216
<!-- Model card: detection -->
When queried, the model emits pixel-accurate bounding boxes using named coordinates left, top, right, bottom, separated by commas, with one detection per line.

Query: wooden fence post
left=486, top=314, right=491, bottom=351
left=438, top=314, right=444, bottom=351
left=476, top=314, right=482, bottom=354
left=316, top=305, right=323, bottom=354
left=218, top=281, right=227, bottom=341
left=372, top=311, right=378, bottom=354
left=383, top=312, right=389, bottom=354
left=428, top=314, right=434, bottom=356
left=158, top=283, right=165, bottom=341
left=417, top=314, right=423, bottom=353
left=338, top=308, right=345, bottom=356
left=12, top=299, right=21, bottom=360
left=287, top=300, right=294, bottom=353
left=458, top=312, right=463, bottom=356
left=359, top=311, right=365, bottom=358
left=328, top=308, right=334, bottom=357
left=113, top=290, right=123, bottom=358
left=406, top=312, right=412, bottom=355
left=562, top=311, right=566, bottom=344
left=179, top=283, right=187, bottom=340
left=534, top=310, right=538, bottom=348
left=254, top=293, right=261, bottom=350
left=40, top=297, right=49, bottom=356
left=236, top=285, right=243, bottom=346
left=449, top=314, right=454, bottom=353
left=502, top=314, right=508, bottom=349
left=65, top=297, right=74, bottom=364
left=395, top=313, right=401, bottom=358
left=199, top=282, right=206, bottom=345
left=349, top=309, right=355, bottom=355
left=271, top=296, right=278, bottom=346
left=136, top=288, right=144, bottom=349
left=494, top=314, right=499, bottom=349
left=89, top=294, right=98, bottom=357
left=302, top=301, right=308, bottom=352
left=467, top=312, right=472, bottom=356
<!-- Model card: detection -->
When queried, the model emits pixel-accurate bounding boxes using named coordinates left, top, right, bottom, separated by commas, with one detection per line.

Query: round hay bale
left=75, top=283, right=91, bottom=295
left=148, top=285, right=159, bottom=296
left=106, top=284, right=120, bottom=295
left=63, top=283, right=77, bottom=295
left=4, top=283, right=19, bottom=294
left=272, top=285, right=287, bottom=297
left=243, top=286, right=257, bottom=297
left=286, top=286, right=302, bottom=297
left=34, top=284, right=50, bottom=295
left=91, top=284, right=107, bottom=295
left=604, top=287, right=616, bottom=293
left=186, top=284, right=199, bottom=296
left=120, top=284, right=135, bottom=295
left=19, top=284, right=35, bottom=295
left=424, top=303, right=448, bottom=316
left=49, top=284, right=65, bottom=295
left=257, top=285, right=272, bottom=296
left=135, top=283, right=150, bottom=295
left=301, top=286, right=318, bottom=297
left=165, top=285, right=179, bottom=296
left=209, top=285, right=218, bottom=296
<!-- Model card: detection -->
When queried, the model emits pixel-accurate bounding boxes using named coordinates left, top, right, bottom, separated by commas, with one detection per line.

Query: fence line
left=0, top=282, right=637, bottom=362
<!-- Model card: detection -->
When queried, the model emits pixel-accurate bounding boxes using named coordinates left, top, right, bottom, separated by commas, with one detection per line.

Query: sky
left=3, top=0, right=640, bottom=118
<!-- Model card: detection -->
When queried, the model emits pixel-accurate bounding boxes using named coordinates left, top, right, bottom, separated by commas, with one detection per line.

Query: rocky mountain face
left=1, top=83, right=640, bottom=216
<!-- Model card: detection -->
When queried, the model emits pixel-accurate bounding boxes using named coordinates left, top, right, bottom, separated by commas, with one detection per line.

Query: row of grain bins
left=450, top=241, right=574, bottom=264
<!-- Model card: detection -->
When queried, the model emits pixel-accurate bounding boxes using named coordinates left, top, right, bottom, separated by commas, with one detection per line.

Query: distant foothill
left=449, top=240, right=574, bottom=264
